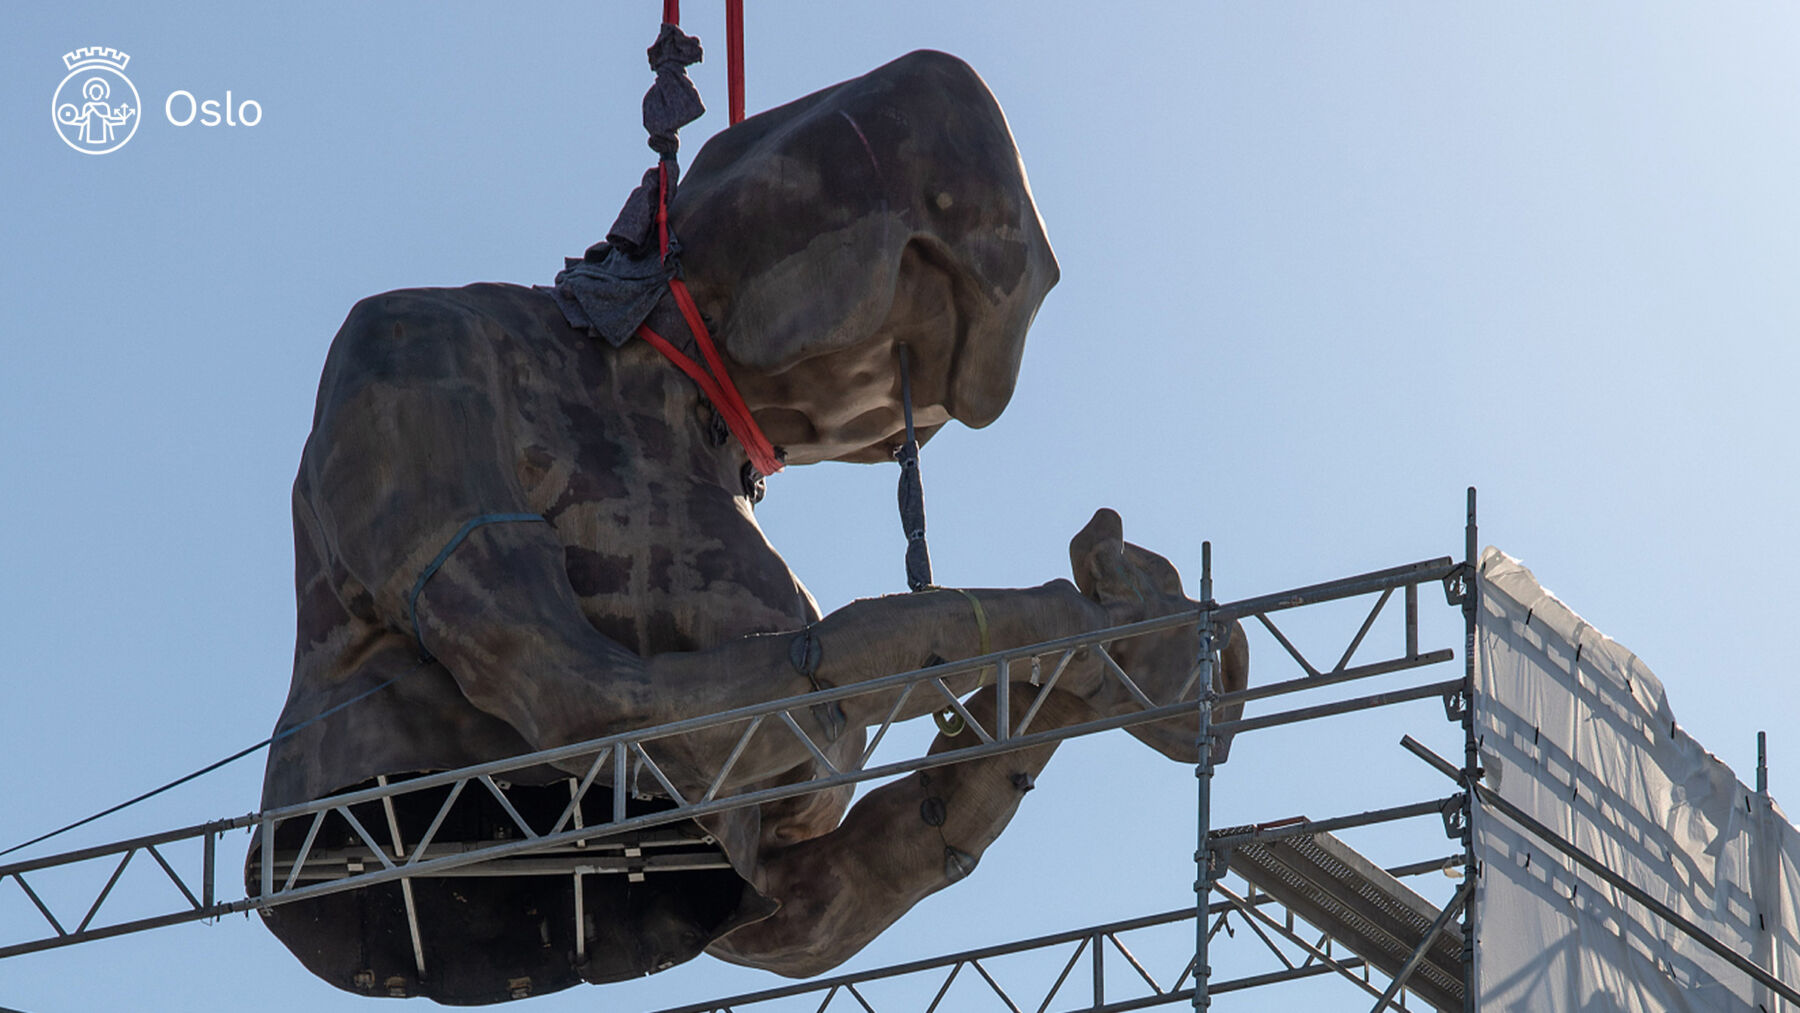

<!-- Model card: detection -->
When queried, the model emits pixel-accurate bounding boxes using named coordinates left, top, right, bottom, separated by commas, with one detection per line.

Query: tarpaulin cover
left=1475, top=548, right=1797, bottom=1011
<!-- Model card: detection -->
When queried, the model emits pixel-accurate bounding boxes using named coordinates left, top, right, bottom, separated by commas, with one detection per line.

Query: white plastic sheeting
left=1475, top=548, right=1798, bottom=1011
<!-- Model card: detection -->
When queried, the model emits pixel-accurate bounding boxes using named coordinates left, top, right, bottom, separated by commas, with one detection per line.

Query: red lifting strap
left=636, top=276, right=782, bottom=476
left=639, top=1, right=777, bottom=474
left=663, top=1, right=743, bottom=125
left=726, top=0, right=744, bottom=124
left=636, top=157, right=784, bottom=476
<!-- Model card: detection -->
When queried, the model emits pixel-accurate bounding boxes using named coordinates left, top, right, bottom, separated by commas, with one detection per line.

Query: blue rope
left=3, top=511, right=547, bottom=859
left=407, top=512, right=544, bottom=659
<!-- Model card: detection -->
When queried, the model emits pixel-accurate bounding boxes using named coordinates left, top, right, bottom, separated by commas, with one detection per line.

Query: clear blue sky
left=4, top=3, right=1797, bottom=1011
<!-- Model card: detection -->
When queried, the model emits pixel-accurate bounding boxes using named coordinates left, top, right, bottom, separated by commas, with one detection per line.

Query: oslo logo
left=52, top=47, right=140, bottom=155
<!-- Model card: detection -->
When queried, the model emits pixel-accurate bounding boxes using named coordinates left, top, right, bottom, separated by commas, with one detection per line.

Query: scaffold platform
left=1216, top=826, right=1464, bottom=1012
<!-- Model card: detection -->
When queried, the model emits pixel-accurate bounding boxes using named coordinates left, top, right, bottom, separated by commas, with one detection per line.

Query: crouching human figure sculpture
left=253, top=50, right=1248, bottom=1004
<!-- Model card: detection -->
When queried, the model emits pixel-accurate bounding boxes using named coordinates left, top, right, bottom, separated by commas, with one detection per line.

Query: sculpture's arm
left=656, top=579, right=1109, bottom=729
left=408, top=521, right=1192, bottom=791
left=303, top=292, right=1154, bottom=787
left=414, top=523, right=1121, bottom=787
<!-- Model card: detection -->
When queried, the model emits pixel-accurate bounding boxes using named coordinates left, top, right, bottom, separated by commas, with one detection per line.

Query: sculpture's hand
left=1069, top=509, right=1189, bottom=629
left=1067, top=508, right=1248, bottom=763
left=1069, top=508, right=1199, bottom=687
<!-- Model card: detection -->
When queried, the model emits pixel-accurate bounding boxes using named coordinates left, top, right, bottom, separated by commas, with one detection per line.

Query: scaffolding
left=6, top=491, right=1791, bottom=1009
left=0, top=503, right=1479, bottom=1008
left=605, top=511, right=1482, bottom=1013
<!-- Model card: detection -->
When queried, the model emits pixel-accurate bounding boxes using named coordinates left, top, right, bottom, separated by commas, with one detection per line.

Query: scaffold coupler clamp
left=1442, top=561, right=1473, bottom=606
left=1440, top=792, right=1470, bottom=839
left=1442, top=684, right=1470, bottom=722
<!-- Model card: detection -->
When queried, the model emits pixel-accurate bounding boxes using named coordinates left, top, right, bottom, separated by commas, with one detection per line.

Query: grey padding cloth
left=552, top=23, right=706, bottom=346
left=641, top=24, right=705, bottom=160
left=546, top=246, right=671, bottom=349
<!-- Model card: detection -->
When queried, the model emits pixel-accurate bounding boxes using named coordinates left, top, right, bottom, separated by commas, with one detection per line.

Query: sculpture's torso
left=257, top=283, right=841, bottom=995
left=266, top=283, right=821, bottom=807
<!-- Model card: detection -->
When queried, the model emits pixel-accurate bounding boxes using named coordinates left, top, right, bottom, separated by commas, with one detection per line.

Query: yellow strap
left=950, top=587, right=992, bottom=663
left=932, top=588, right=992, bottom=737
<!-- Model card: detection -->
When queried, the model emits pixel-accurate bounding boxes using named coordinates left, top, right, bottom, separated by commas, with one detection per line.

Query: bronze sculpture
left=254, top=50, right=1248, bottom=1004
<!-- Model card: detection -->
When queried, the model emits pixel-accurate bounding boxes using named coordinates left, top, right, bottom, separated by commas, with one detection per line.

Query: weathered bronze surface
left=255, top=50, right=1247, bottom=1004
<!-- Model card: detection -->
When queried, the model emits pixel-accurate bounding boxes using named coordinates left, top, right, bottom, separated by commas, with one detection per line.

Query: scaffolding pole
left=1461, top=485, right=1480, bottom=1013
left=1194, top=540, right=1217, bottom=1010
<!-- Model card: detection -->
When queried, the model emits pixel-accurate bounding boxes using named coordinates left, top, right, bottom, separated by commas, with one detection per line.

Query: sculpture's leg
left=704, top=685, right=1095, bottom=977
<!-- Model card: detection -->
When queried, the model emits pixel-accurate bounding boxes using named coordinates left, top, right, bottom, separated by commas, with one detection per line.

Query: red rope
left=636, top=324, right=730, bottom=427
left=662, top=1, right=744, bottom=124
left=726, top=0, right=744, bottom=124
left=668, top=279, right=779, bottom=468
left=634, top=298, right=782, bottom=477
left=636, top=317, right=781, bottom=476
left=638, top=139, right=783, bottom=477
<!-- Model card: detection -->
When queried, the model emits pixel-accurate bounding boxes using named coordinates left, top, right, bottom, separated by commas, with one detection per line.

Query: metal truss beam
left=2, top=555, right=1462, bottom=965
left=648, top=847, right=1467, bottom=1013
left=648, top=907, right=1202, bottom=1013
left=1214, top=881, right=1406, bottom=1011
left=0, top=816, right=250, bottom=958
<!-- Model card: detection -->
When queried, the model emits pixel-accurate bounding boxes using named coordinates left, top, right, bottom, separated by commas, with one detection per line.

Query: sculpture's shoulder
left=328, top=282, right=562, bottom=369
left=313, top=283, right=578, bottom=421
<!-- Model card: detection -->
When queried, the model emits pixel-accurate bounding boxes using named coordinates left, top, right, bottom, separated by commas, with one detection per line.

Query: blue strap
left=407, top=512, right=545, bottom=658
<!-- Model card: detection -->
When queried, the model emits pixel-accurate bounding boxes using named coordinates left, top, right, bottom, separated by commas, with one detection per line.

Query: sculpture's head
left=671, top=50, right=1059, bottom=465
